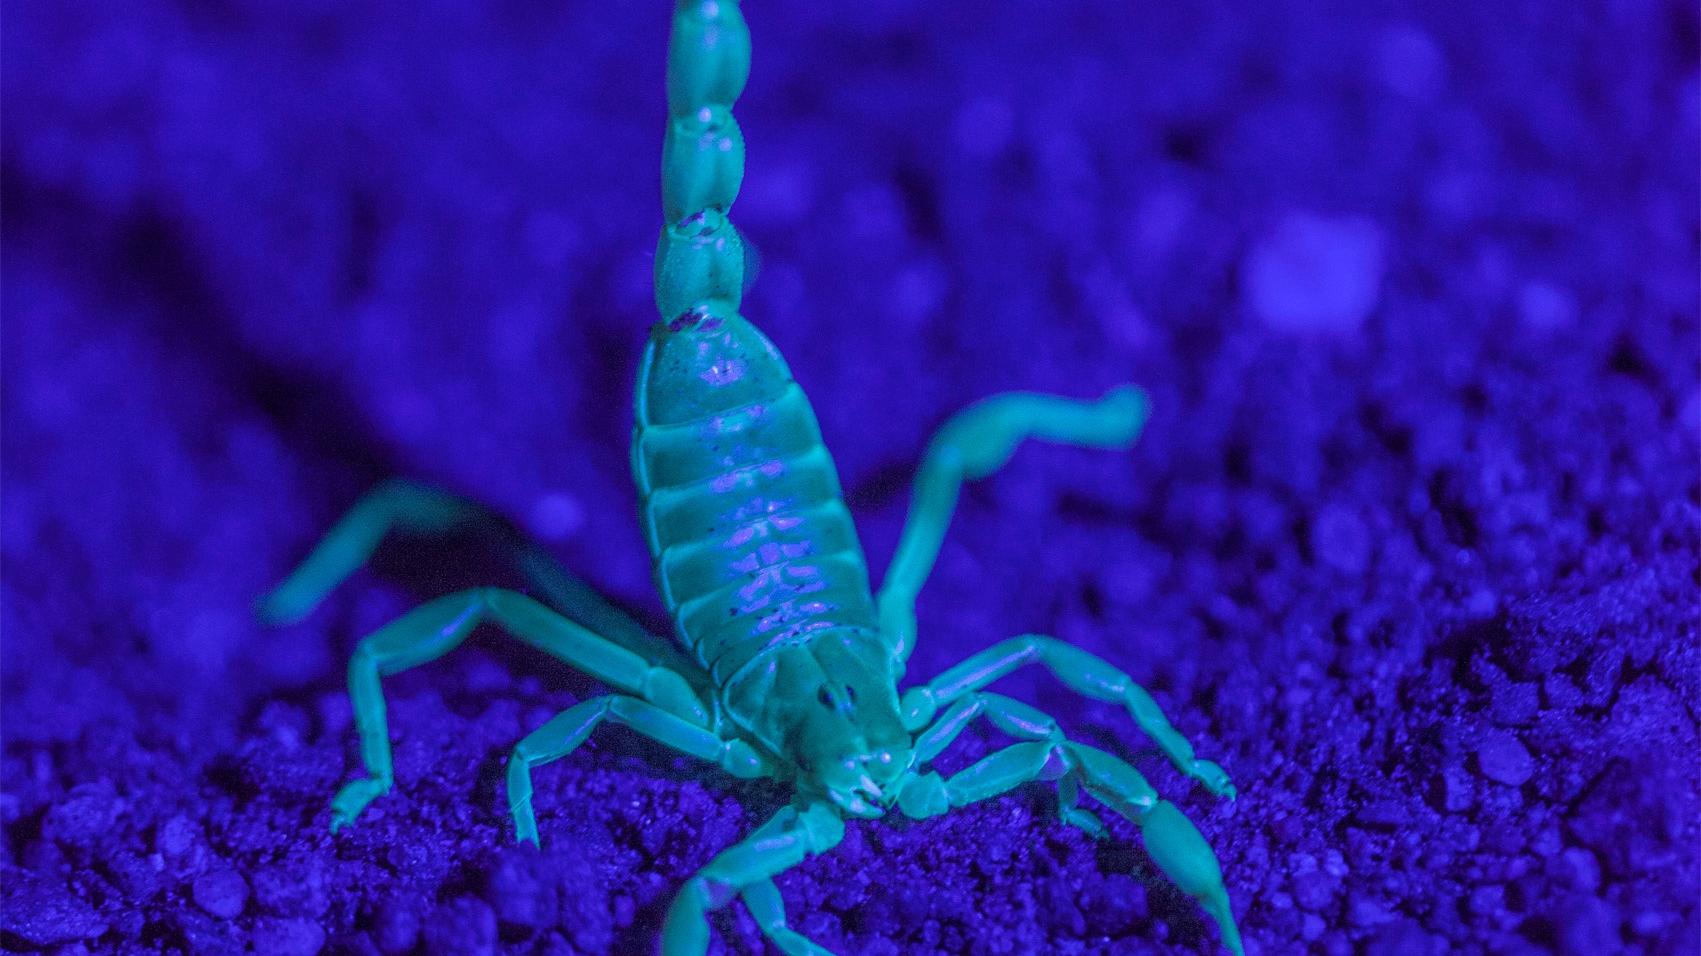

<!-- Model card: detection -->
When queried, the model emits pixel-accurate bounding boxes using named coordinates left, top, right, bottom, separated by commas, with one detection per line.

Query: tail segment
left=655, top=1, right=751, bottom=324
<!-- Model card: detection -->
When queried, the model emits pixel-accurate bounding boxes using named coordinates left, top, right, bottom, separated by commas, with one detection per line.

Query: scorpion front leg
left=506, top=695, right=767, bottom=846
left=901, top=634, right=1236, bottom=799
left=897, top=733, right=1243, bottom=956
left=877, top=386, right=1149, bottom=665
left=325, top=588, right=707, bottom=831
left=662, top=803, right=845, bottom=956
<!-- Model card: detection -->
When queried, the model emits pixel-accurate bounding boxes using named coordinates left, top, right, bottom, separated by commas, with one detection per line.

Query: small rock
left=192, top=867, right=248, bottom=919
left=0, top=876, right=107, bottom=945
left=528, top=492, right=585, bottom=542
left=1467, top=883, right=1504, bottom=918
left=1554, top=893, right=1620, bottom=955
left=155, top=815, right=199, bottom=857
left=253, top=858, right=328, bottom=917
left=487, top=851, right=557, bottom=930
left=1555, top=847, right=1601, bottom=891
left=1245, top=212, right=1384, bottom=333
left=1435, top=763, right=1474, bottom=813
left=1301, top=913, right=1325, bottom=941
left=1348, top=894, right=1394, bottom=927
left=1475, top=729, right=1534, bottom=786
left=373, top=899, right=420, bottom=955
left=1291, top=870, right=1335, bottom=911
left=175, top=909, right=241, bottom=956
left=1363, top=918, right=1440, bottom=956
left=1312, top=504, right=1372, bottom=573
left=422, top=897, right=496, bottom=956
left=251, top=917, right=325, bottom=956
left=1542, top=672, right=1583, bottom=711
left=42, top=782, right=122, bottom=848
left=1374, top=26, right=1447, bottom=102
left=1517, top=281, right=1577, bottom=330
left=1489, top=682, right=1539, bottom=726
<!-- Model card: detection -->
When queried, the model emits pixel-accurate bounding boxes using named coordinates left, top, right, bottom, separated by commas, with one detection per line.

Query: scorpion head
left=729, top=631, right=913, bottom=818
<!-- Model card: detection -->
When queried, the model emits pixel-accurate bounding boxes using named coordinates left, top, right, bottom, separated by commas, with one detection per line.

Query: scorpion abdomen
left=633, top=311, right=878, bottom=685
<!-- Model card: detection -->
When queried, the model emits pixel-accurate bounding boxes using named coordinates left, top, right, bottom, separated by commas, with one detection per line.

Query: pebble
left=252, top=858, right=328, bottom=917
left=373, top=899, right=420, bottom=955
left=1291, top=870, right=1336, bottom=911
left=251, top=917, right=325, bottom=956
left=1489, top=682, right=1539, bottom=726
left=1245, top=212, right=1385, bottom=332
left=1363, top=918, right=1441, bottom=956
left=487, top=851, right=557, bottom=930
left=1349, top=894, right=1394, bottom=927
left=1312, top=504, right=1372, bottom=573
left=422, top=896, right=496, bottom=956
left=1435, top=763, right=1474, bottom=813
left=1467, top=883, right=1504, bottom=917
left=191, top=867, right=248, bottom=919
left=1555, top=847, right=1601, bottom=891
left=1475, top=729, right=1534, bottom=786
left=1374, top=25, right=1447, bottom=102
left=42, top=782, right=121, bottom=848
left=0, top=877, right=108, bottom=946
left=154, top=815, right=198, bottom=857
left=1554, top=893, right=1620, bottom=955
left=1517, top=281, right=1578, bottom=330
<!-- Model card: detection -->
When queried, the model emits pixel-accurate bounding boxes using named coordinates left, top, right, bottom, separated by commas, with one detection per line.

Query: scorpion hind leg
left=259, top=480, right=480, bottom=625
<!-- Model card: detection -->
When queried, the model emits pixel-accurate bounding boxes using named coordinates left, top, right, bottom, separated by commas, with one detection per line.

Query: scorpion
left=261, top=2, right=1244, bottom=953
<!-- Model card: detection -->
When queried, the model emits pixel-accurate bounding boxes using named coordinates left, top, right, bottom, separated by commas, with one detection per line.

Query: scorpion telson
left=262, top=1, right=1245, bottom=953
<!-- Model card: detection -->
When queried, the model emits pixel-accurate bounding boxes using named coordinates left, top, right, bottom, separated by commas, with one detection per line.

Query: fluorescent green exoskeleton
left=262, top=2, right=1244, bottom=953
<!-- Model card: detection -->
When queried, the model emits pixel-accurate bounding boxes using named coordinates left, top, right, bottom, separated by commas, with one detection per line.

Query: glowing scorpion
left=262, top=2, right=1244, bottom=952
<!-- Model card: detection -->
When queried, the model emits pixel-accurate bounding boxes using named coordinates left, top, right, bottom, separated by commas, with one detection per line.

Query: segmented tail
left=655, top=0, right=751, bottom=325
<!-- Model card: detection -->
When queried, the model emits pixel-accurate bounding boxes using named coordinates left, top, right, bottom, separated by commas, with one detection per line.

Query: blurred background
left=3, top=1, right=1697, bottom=953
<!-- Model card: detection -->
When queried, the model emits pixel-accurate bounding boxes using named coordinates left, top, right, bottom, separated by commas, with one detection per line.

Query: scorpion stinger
left=263, top=2, right=1244, bottom=953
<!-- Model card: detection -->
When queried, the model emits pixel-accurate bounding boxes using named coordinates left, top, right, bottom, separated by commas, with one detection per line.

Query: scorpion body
left=635, top=308, right=879, bottom=690
left=263, top=2, right=1246, bottom=953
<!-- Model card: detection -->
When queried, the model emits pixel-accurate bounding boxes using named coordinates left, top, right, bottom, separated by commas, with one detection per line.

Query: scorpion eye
left=844, top=685, right=857, bottom=704
left=817, top=686, right=834, bottom=708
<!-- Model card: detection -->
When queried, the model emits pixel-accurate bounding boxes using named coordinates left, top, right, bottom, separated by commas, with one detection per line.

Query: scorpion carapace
left=262, top=1, right=1246, bottom=953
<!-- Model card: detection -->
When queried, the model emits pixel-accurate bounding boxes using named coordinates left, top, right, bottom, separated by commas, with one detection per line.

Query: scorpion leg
left=742, top=879, right=835, bottom=956
left=877, top=387, right=1149, bottom=665
left=662, top=803, right=845, bottom=956
left=506, top=695, right=766, bottom=846
left=906, top=691, right=1106, bottom=837
left=723, top=814, right=837, bottom=956
left=260, top=480, right=486, bottom=625
left=900, top=634, right=1236, bottom=799
left=329, top=588, right=708, bottom=831
left=897, top=739, right=1243, bottom=956
left=260, top=480, right=705, bottom=683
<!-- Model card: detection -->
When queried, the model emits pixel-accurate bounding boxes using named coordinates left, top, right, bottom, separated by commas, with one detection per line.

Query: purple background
left=3, top=1, right=1698, bottom=953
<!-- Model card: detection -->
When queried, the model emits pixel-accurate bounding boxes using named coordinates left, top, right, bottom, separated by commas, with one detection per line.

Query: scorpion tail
left=1140, top=799, right=1245, bottom=956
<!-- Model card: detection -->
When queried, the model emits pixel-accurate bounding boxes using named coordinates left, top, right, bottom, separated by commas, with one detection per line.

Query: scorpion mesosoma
left=262, top=2, right=1243, bottom=953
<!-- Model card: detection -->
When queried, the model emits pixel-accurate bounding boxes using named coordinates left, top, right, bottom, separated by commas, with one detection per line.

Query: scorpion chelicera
left=262, top=2, right=1244, bottom=953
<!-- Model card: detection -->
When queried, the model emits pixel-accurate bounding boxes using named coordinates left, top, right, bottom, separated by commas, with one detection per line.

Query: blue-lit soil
left=3, top=2, right=1698, bottom=954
